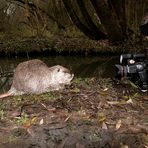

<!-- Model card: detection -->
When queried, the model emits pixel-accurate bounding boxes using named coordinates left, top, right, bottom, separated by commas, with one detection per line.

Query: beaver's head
left=51, top=65, right=74, bottom=85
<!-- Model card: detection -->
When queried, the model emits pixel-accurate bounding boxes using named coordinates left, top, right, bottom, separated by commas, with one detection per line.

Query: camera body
left=115, top=54, right=148, bottom=92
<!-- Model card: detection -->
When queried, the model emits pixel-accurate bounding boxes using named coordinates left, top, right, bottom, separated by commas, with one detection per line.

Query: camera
left=115, top=54, right=148, bottom=92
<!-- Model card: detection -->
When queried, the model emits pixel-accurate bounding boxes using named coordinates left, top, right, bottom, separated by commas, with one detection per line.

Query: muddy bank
left=0, top=78, right=147, bottom=148
left=0, top=35, right=146, bottom=57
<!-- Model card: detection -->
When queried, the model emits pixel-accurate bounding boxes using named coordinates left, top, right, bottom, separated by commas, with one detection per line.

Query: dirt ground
left=0, top=78, right=148, bottom=148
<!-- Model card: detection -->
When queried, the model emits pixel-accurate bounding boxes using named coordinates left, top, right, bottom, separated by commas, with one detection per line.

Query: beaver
left=0, top=59, right=74, bottom=99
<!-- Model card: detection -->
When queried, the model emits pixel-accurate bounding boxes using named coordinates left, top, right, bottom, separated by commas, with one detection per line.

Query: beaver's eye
left=57, top=68, right=60, bottom=72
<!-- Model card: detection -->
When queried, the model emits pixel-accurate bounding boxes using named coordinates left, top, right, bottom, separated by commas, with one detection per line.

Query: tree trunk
left=62, top=0, right=104, bottom=40
left=76, top=0, right=106, bottom=39
left=110, top=0, right=127, bottom=36
left=12, top=0, right=66, bottom=29
left=90, top=0, right=124, bottom=42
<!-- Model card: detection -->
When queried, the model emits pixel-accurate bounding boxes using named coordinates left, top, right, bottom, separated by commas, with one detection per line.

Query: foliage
left=15, top=112, right=29, bottom=125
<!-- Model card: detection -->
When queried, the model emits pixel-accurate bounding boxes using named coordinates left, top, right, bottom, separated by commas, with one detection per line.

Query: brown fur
left=0, top=59, right=74, bottom=99
left=0, top=92, right=12, bottom=99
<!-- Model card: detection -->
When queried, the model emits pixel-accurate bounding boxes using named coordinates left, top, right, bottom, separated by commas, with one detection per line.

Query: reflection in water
left=0, top=56, right=118, bottom=93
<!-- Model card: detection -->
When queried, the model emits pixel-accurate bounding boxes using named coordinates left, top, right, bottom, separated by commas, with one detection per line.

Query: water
left=0, top=55, right=119, bottom=93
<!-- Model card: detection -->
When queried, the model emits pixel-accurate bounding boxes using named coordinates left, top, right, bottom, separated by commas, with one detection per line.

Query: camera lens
left=115, top=65, right=127, bottom=79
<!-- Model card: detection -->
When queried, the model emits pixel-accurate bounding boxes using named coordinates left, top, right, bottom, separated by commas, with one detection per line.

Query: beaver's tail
left=0, top=91, right=12, bottom=99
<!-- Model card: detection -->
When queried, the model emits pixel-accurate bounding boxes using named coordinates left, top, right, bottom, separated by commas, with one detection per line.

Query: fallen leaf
left=41, top=103, right=47, bottom=109
left=116, top=119, right=122, bottom=130
left=103, top=88, right=108, bottom=91
left=99, top=116, right=106, bottom=122
left=24, top=122, right=31, bottom=128
left=31, top=117, right=37, bottom=123
left=128, top=80, right=138, bottom=88
left=126, top=98, right=133, bottom=104
left=102, top=122, right=108, bottom=130
left=107, top=101, right=120, bottom=105
left=99, top=91, right=108, bottom=96
left=64, top=115, right=71, bottom=123
left=27, top=128, right=35, bottom=137
left=39, top=118, right=44, bottom=125
left=41, top=103, right=56, bottom=112
left=71, top=88, right=80, bottom=93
